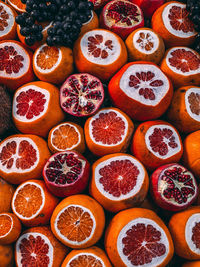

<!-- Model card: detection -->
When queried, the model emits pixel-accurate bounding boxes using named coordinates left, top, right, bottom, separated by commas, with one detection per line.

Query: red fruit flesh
left=43, top=151, right=90, bottom=197
left=151, top=163, right=198, bottom=212
left=132, top=0, right=165, bottom=18
left=89, top=0, right=110, bottom=9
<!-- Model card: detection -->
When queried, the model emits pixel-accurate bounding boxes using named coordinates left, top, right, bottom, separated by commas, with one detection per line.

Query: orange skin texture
left=90, top=153, right=149, bottom=212
left=160, top=47, right=200, bottom=89
left=61, top=246, right=112, bottom=267
left=12, top=180, right=59, bottom=227
left=131, top=120, right=183, bottom=171
left=0, top=134, right=51, bottom=184
left=51, top=194, right=105, bottom=249
left=182, top=130, right=200, bottom=178
left=0, top=244, right=14, bottom=267
left=80, top=11, right=99, bottom=36
left=167, top=86, right=200, bottom=133
left=73, top=29, right=128, bottom=81
left=182, top=261, right=200, bottom=267
left=108, top=61, right=173, bottom=121
left=169, top=207, right=200, bottom=260
left=12, top=81, right=65, bottom=137
left=0, top=40, right=35, bottom=91
left=151, top=1, right=197, bottom=48
left=84, top=107, right=134, bottom=157
left=0, top=213, right=21, bottom=245
left=33, top=46, right=74, bottom=85
left=105, top=208, right=174, bottom=267
left=0, top=178, right=15, bottom=213
left=125, top=27, right=165, bottom=64
left=15, top=226, right=68, bottom=267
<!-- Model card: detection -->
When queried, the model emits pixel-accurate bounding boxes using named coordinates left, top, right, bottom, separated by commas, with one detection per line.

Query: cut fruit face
left=185, top=213, right=200, bottom=255
left=7, top=0, right=26, bottom=13
left=16, top=232, right=53, bottom=267
left=0, top=214, right=12, bottom=238
left=89, top=109, right=128, bottom=146
left=80, top=30, right=121, bottom=65
left=145, top=125, right=181, bottom=159
left=133, top=30, right=159, bottom=54
left=67, top=253, right=105, bottom=267
left=54, top=205, right=96, bottom=246
left=94, top=155, right=145, bottom=200
left=117, top=218, right=169, bottom=267
left=119, top=64, right=169, bottom=106
left=185, top=88, right=200, bottom=122
left=162, top=3, right=196, bottom=38
left=0, top=137, right=39, bottom=174
left=13, top=85, right=50, bottom=122
left=0, top=2, right=15, bottom=37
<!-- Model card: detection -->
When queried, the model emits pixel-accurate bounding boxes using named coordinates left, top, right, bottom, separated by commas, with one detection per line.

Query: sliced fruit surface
left=7, top=0, right=26, bottom=13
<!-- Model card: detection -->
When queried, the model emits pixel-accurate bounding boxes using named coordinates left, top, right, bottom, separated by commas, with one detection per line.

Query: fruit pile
left=0, top=0, right=200, bottom=266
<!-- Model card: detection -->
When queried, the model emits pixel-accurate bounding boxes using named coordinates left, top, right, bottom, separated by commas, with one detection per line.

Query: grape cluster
left=15, top=0, right=94, bottom=47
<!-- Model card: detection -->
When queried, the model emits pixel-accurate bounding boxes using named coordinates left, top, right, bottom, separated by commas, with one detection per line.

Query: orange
left=125, top=27, right=165, bottom=64
left=168, top=86, right=200, bottom=133
left=48, top=122, right=85, bottom=154
left=12, top=81, right=65, bottom=138
left=84, top=107, right=134, bottom=157
left=105, top=208, right=174, bottom=267
left=0, top=134, right=51, bottom=184
left=12, top=179, right=59, bottom=227
left=51, top=194, right=105, bottom=248
left=61, top=246, right=112, bottom=267
left=169, top=206, right=200, bottom=260
left=33, top=44, right=73, bottom=85
left=0, top=178, right=15, bottom=213
left=0, top=212, right=21, bottom=245
left=0, top=244, right=14, bottom=267
left=7, top=0, right=26, bottom=13
left=80, top=11, right=99, bottom=36
left=73, top=28, right=127, bottom=81
left=182, top=262, right=200, bottom=267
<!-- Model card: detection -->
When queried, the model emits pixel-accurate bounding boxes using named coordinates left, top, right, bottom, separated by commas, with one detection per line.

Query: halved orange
left=48, top=122, right=86, bottom=154
left=0, top=178, right=15, bottom=213
left=7, top=0, right=26, bottom=13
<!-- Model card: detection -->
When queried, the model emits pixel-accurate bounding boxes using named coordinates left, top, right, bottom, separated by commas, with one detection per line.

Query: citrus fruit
left=48, top=122, right=86, bottom=154
left=89, top=0, right=110, bottom=10
left=0, top=40, right=34, bottom=91
left=0, top=244, right=14, bottom=267
left=151, top=1, right=197, bottom=47
left=182, top=261, right=200, bottom=267
left=0, top=178, right=15, bottom=213
left=73, top=29, right=128, bottom=81
left=125, top=27, right=165, bottom=64
left=15, top=226, right=68, bottom=267
left=33, top=44, right=74, bottom=85
left=43, top=151, right=90, bottom=198
left=0, top=134, right=51, bottom=184
left=7, top=0, right=26, bottom=13
left=51, top=194, right=105, bottom=248
left=61, top=246, right=112, bottom=267
left=169, top=206, right=200, bottom=260
left=133, top=0, right=165, bottom=18
left=0, top=1, right=17, bottom=41
left=105, top=208, right=174, bottom=267
left=80, top=11, right=99, bottom=36
left=160, top=46, right=200, bottom=88
left=90, top=153, right=149, bottom=212
left=12, top=81, right=65, bottom=138
left=84, top=107, right=134, bottom=156
left=0, top=212, right=21, bottom=245
left=108, top=61, right=173, bottom=121
left=131, top=120, right=183, bottom=171
left=168, top=86, right=200, bottom=133
left=12, top=180, right=59, bottom=227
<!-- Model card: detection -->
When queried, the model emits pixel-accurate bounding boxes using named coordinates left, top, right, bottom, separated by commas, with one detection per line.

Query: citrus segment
left=186, top=213, right=200, bottom=255
left=0, top=215, right=12, bottom=237
left=35, top=45, right=60, bottom=71
left=7, top=0, right=26, bottom=13
left=67, top=253, right=103, bottom=266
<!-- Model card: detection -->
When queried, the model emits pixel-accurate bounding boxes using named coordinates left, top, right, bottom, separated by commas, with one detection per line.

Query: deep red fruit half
left=43, top=151, right=90, bottom=198
left=151, top=163, right=198, bottom=212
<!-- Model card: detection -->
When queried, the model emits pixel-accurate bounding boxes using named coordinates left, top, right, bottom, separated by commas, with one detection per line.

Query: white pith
left=34, top=44, right=62, bottom=73
left=65, top=253, right=105, bottom=267
left=117, top=218, right=169, bottom=267
left=0, top=137, right=39, bottom=173
left=94, top=155, right=145, bottom=200
left=80, top=29, right=121, bottom=65
left=88, top=109, right=128, bottom=147
left=82, top=10, right=94, bottom=25
left=0, top=2, right=15, bottom=36
left=133, top=29, right=159, bottom=54
left=166, top=47, right=200, bottom=76
left=0, top=41, right=30, bottom=78
left=16, top=232, right=53, bottom=267
left=162, top=3, right=196, bottom=38
left=0, top=213, right=13, bottom=238
left=185, top=87, right=200, bottom=122
left=185, top=213, right=200, bottom=255
left=54, top=204, right=96, bottom=245
left=145, top=124, right=181, bottom=159
left=50, top=122, right=81, bottom=151
left=12, top=85, right=50, bottom=122
left=119, top=64, right=169, bottom=106
left=12, top=181, right=45, bottom=220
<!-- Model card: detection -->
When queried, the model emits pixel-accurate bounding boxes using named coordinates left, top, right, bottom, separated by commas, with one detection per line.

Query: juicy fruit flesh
left=68, top=253, right=104, bottom=267
left=185, top=88, right=200, bottom=122
left=36, top=46, right=59, bottom=70
left=134, top=31, right=156, bottom=53
left=88, top=35, right=113, bottom=59
left=0, top=4, right=9, bottom=31
left=0, top=215, right=12, bottom=236
left=192, top=222, right=200, bottom=249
